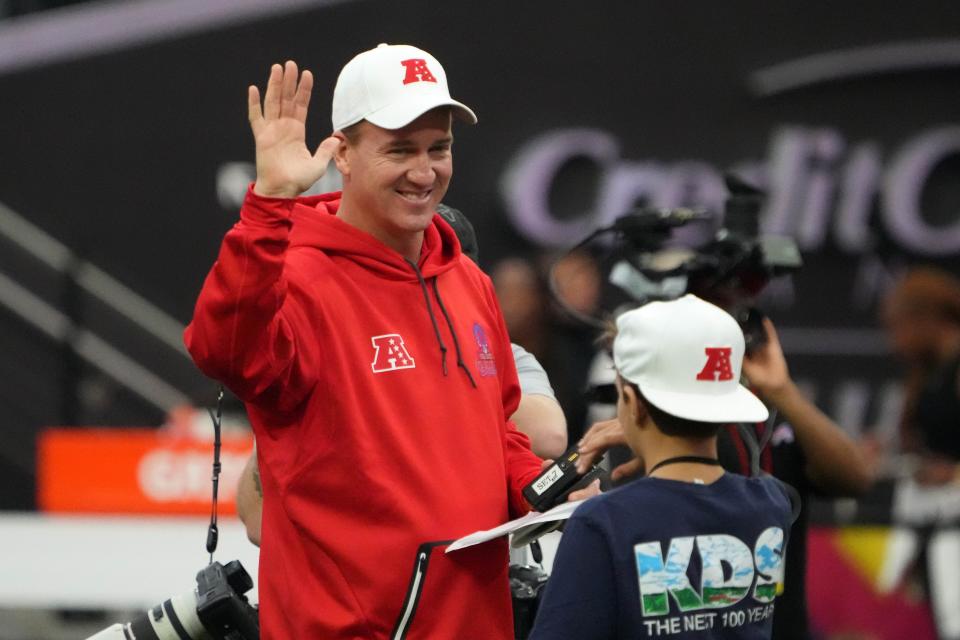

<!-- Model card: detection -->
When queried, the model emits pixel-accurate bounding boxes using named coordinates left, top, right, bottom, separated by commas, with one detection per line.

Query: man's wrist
left=253, top=180, right=301, bottom=199
left=757, top=378, right=798, bottom=408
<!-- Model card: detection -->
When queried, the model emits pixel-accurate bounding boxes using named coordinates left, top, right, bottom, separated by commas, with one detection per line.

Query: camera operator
left=880, top=267, right=960, bottom=482
left=530, top=295, right=793, bottom=639
left=577, top=314, right=872, bottom=640
left=875, top=267, right=960, bottom=640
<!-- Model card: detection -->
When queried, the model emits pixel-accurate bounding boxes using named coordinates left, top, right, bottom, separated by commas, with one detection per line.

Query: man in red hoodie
left=185, top=45, right=550, bottom=638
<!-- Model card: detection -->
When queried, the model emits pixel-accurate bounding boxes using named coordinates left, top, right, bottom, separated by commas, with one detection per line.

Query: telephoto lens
left=86, top=590, right=212, bottom=640
left=84, top=560, right=258, bottom=640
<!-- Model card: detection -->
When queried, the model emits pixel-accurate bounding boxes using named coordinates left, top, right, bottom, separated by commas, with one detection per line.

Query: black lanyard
left=647, top=455, right=721, bottom=476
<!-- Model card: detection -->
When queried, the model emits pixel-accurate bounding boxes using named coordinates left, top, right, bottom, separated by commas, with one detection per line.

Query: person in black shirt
left=578, top=316, right=872, bottom=640
left=882, top=267, right=960, bottom=479
left=879, top=267, right=960, bottom=640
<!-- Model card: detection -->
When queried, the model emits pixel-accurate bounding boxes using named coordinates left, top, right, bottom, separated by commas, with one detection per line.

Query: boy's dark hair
left=623, top=379, right=720, bottom=439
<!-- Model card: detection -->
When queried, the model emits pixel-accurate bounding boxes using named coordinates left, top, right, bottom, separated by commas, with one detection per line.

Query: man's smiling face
left=337, top=108, right=453, bottom=245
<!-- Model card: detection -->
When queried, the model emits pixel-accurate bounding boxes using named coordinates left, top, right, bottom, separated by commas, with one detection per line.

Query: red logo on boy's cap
left=696, top=347, right=734, bottom=381
left=400, top=59, right=438, bottom=85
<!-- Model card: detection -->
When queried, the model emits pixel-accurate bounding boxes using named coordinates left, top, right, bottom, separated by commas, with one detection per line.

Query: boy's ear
left=332, top=131, right=350, bottom=177
left=622, top=383, right=646, bottom=427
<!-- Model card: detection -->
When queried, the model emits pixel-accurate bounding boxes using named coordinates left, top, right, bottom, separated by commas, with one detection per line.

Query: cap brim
left=640, top=384, right=769, bottom=424
left=364, top=95, right=477, bottom=130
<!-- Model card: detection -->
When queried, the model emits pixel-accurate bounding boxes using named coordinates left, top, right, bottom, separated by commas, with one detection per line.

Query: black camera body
left=608, top=174, right=802, bottom=350
left=195, top=560, right=260, bottom=639
left=86, top=560, right=259, bottom=640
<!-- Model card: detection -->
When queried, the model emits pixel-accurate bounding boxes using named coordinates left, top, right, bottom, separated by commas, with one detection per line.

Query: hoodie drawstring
left=405, top=259, right=477, bottom=388
left=431, top=278, right=477, bottom=388
left=407, top=259, right=449, bottom=376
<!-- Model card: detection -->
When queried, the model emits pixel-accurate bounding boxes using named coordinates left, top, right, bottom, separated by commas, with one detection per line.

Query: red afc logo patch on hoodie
left=371, top=334, right=416, bottom=373
left=696, top=347, right=734, bottom=381
left=400, top=59, right=438, bottom=85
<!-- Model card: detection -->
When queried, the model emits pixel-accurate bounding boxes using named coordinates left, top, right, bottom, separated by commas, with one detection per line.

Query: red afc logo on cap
left=400, top=59, right=438, bottom=85
left=696, top=347, right=734, bottom=381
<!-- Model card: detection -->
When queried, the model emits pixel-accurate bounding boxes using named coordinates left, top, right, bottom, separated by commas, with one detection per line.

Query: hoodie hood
left=288, top=191, right=478, bottom=387
left=288, top=191, right=462, bottom=281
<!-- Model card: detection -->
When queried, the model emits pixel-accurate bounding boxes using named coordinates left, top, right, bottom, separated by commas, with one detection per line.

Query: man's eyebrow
left=381, top=139, right=416, bottom=149
left=379, top=136, right=454, bottom=150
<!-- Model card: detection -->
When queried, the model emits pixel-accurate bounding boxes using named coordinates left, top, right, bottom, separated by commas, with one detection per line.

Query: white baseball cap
left=613, top=294, right=769, bottom=423
left=331, top=43, right=478, bottom=131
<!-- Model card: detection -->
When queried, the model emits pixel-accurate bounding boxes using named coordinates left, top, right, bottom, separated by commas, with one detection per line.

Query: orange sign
left=38, top=428, right=254, bottom=514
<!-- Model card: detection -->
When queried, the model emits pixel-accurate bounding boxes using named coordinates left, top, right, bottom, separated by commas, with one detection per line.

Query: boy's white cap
left=613, top=294, right=769, bottom=423
left=332, top=43, right=477, bottom=131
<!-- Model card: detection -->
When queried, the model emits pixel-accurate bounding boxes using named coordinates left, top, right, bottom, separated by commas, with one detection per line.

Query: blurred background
left=1, top=0, right=960, bottom=638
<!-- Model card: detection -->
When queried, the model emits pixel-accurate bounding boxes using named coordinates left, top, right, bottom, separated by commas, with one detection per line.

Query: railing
left=0, top=199, right=192, bottom=411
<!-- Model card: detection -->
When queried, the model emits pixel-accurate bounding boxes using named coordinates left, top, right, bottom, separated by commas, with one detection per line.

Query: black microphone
left=611, top=207, right=711, bottom=234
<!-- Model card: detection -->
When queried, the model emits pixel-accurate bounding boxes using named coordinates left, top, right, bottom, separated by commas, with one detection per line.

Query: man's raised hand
left=742, top=317, right=792, bottom=402
left=248, top=61, right=340, bottom=199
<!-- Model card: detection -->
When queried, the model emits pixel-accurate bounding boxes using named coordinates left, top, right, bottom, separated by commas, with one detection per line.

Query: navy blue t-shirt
left=529, top=473, right=792, bottom=640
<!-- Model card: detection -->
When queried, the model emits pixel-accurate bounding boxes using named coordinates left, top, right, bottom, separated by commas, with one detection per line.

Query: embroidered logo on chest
left=472, top=323, right=497, bottom=377
left=370, top=334, right=416, bottom=373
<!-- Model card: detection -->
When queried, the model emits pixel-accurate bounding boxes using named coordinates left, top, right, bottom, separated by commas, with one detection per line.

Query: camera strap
left=734, top=408, right=778, bottom=478
left=735, top=410, right=802, bottom=524
left=205, top=385, right=225, bottom=564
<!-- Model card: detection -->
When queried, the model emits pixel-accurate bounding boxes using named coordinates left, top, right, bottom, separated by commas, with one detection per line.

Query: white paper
left=446, top=500, right=585, bottom=553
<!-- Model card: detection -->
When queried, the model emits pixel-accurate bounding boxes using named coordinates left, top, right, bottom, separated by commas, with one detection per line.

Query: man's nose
left=406, top=153, right=436, bottom=185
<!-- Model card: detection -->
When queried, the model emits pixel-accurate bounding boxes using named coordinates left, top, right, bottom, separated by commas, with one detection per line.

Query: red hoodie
left=185, top=187, right=543, bottom=639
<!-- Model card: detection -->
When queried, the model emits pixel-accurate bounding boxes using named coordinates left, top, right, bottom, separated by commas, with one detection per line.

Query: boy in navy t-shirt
left=530, top=295, right=793, bottom=640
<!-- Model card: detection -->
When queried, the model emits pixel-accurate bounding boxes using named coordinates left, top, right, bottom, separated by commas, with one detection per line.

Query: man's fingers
left=280, top=60, right=298, bottom=118
left=313, top=136, right=340, bottom=165
left=577, top=420, right=625, bottom=473
left=762, top=316, right=775, bottom=335
left=248, top=85, right=263, bottom=133
left=540, top=458, right=554, bottom=471
left=579, top=419, right=620, bottom=449
left=580, top=427, right=627, bottom=455
left=294, top=69, right=314, bottom=122
left=263, top=63, right=283, bottom=120
left=567, top=479, right=601, bottom=502
left=762, top=317, right=782, bottom=346
left=575, top=448, right=601, bottom=474
left=611, top=458, right=644, bottom=481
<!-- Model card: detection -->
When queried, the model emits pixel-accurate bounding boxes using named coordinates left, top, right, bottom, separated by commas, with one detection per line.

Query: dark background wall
left=1, top=0, right=959, bottom=507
